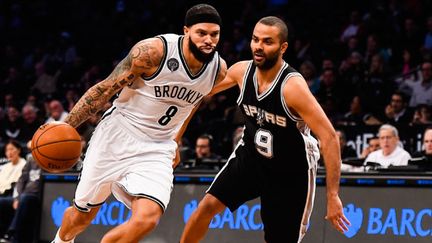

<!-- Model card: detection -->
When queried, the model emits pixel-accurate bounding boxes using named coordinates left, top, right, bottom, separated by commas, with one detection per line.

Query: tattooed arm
left=64, top=38, right=163, bottom=128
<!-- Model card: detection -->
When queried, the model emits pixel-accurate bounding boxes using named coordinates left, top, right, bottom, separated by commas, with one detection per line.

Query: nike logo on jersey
left=154, top=85, right=204, bottom=105
left=242, top=104, right=287, bottom=127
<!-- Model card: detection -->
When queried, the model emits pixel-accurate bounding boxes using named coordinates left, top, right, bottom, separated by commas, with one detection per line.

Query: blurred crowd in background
left=1, top=0, right=432, bottom=165
left=1, top=1, right=432, bottom=242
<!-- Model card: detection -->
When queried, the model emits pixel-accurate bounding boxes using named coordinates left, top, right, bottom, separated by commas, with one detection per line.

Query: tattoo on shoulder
left=131, top=40, right=162, bottom=69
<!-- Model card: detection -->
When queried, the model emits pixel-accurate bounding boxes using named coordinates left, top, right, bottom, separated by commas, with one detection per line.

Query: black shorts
left=207, top=144, right=316, bottom=243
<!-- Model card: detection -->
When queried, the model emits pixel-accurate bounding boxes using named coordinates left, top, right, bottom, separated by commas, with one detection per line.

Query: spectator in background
left=338, top=95, right=368, bottom=126
left=365, top=124, right=411, bottom=168
left=364, top=34, right=391, bottom=65
left=321, top=58, right=335, bottom=71
left=31, top=62, right=58, bottom=96
left=424, top=127, right=432, bottom=155
left=193, top=134, right=221, bottom=169
left=360, top=136, right=380, bottom=159
left=397, top=17, right=422, bottom=52
left=320, top=95, right=344, bottom=125
left=0, top=141, right=26, bottom=198
left=423, top=16, right=432, bottom=52
left=0, top=106, right=24, bottom=142
left=19, top=104, right=43, bottom=142
left=404, top=61, right=432, bottom=107
left=80, top=64, right=103, bottom=92
left=410, top=127, right=432, bottom=170
left=1, top=67, right=26, bottom=100
left=63, top=89, right=80, bottom=112
left=291, top=35, right=315, bottom=67
left=23, top=94, right=41, bottom=111
left=45, top=100, right=68, bottom=123
left=411, top=104, right=432, bottom=125
left=341, top=135, right=380, bottom=172
left=360, top=53, right=394, bottom=114
left=1, top=94, right=15, bottom=115
left=340, top=10, right=365, bottom=43
left=382, top=91, right=413, bottom=126
left=338, top=51, right=366, bottom=97
left=22, top=46, right=48, bottom=73
left=343, top=36, right=361, bottom=57
left=177, top=138, right=194, bottom=165
left=299, top=60, right=320, bottom=94
left=316, top=68, right=343, bottom=104
left=0, top=154, right=41, bottom=243
left=394, top=48, right=419, bottom=83
left=336, top=129, right=357, bottom=159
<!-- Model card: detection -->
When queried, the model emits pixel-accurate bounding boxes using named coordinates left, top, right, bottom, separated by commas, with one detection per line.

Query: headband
left=185, top=13, right=222, bottom=27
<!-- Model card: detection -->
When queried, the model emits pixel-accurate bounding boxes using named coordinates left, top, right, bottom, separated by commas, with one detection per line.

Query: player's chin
left=253, top=58, right=265, bottom=66
left=199, top=51, right=216, bottom=61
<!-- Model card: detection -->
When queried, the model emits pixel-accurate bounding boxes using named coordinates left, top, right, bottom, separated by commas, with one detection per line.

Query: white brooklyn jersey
left=113, top=34, right=220, bottom=140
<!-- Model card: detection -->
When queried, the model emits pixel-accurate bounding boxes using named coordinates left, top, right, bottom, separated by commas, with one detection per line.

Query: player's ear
left=183, top=26, right=189, bottom=35
left=281, top=42, right=288, bottom=55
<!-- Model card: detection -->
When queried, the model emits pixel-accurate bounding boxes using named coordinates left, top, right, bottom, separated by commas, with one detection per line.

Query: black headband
left=185, top=13, right=222, bottom=27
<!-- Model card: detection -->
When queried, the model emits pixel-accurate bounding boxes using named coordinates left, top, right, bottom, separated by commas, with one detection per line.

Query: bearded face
left=188, top=36, right=216, bottom=63
left=252, top=48, right=280, bottom=70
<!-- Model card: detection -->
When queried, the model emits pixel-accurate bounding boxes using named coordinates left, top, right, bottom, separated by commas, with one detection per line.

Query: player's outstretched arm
left=65, top=38, right=163, bottom=128
left=172, top=58, right=228, bottom=168
left=282, top=76, right=350, bottom=233
left=208, top=61, right=249, bottom=96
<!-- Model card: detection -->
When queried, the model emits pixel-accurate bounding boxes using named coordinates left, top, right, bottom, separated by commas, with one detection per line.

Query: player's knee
left=129, top=214, right=159, bottom=232
left=67, top=207, right=95, bottom=226
left=197, top=196, right=225, bottom=216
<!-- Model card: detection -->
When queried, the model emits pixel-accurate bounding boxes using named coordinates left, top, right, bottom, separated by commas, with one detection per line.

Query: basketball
left=31, top=121, right=82, bottom=173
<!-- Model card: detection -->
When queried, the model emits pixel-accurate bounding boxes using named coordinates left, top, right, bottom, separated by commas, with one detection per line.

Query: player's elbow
left=319, top=130, right=339, bottom=150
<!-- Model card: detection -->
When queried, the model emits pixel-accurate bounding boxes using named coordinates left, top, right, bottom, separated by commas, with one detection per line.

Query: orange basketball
left=31, top=121, right=82, bottom=173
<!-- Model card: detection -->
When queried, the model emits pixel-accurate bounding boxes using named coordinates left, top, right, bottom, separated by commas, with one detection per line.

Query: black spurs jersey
left=237, top=61, right=319, bottom=170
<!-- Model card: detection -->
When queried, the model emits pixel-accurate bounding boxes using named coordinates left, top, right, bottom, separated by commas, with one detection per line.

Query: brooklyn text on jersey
left=154, top=85, right=204, bottom=105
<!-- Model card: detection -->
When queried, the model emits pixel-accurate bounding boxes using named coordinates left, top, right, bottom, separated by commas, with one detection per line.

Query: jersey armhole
left=142, top=36, right=168, bottom=81
left=280, top=72, right=304, bottom=122
left=236, top=61, right=253, bottom=105
left=212, top=54, right=221, bottom=89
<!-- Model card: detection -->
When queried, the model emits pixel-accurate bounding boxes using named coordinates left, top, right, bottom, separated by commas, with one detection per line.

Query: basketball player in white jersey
left=51, top=4, right=227, bottom=243
left=181, top=16, right=350, bottom=243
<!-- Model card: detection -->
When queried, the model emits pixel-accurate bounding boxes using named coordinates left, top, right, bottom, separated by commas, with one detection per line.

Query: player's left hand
left=172, top=146, right=181, bottom=168
left=325, top=195, right=350, bottom=234
left=13, top=199, right=19, bottom=209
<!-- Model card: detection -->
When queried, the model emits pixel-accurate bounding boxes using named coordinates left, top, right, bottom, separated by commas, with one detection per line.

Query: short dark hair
left=185, top=4, right=221, bottom=27
left=392, top=91, right=408, bottom=103
left=4, top=139, right=23, bottom=156
left=197, top=134, right=214, bottom=149
left=367, top=136, right=379, bottom=143
left=257, top=16, right=288, bottom=43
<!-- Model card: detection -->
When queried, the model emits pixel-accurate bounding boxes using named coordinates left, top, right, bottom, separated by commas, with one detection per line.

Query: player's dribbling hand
left=325, top=195, right=350, bottom=234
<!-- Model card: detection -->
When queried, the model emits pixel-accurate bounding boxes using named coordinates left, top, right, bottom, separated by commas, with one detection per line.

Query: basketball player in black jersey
left=181, top=16, right=350, bottom=243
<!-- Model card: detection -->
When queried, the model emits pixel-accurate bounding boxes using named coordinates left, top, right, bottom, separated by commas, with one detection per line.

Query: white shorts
left=74, top=110, right=176, bottom=212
